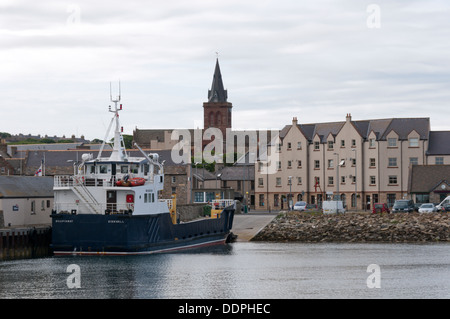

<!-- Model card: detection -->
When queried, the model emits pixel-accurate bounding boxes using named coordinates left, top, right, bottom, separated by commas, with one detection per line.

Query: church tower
left=203, top=58, right=232, bottom=140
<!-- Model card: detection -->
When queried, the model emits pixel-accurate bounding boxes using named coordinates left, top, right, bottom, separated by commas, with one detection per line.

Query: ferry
left=50, top=91, right=235, bottom=255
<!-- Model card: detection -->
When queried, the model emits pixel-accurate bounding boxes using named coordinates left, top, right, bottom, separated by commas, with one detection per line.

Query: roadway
left=231, top=211, right=278, bottom=242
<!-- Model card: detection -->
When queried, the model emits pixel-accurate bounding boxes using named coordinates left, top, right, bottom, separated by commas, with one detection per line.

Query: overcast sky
left=1, top=0, right=449, bottom=140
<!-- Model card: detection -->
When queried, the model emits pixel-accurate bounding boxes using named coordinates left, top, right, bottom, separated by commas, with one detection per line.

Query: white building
left=0, top=176, right=53, bottom=227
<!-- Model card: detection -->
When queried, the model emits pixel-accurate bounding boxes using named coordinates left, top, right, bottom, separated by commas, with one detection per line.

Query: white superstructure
left=53, top=89, right=170, bottom=217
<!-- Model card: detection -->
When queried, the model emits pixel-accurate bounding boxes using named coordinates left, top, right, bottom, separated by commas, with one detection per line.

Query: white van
left=436, top=196, right=450, bottom=212
left=322, top=200, right=345, bottom=214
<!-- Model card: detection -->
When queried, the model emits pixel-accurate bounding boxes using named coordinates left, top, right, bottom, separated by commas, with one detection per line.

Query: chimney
left=346, top=113, right=352, bottom=122
left=292, top=117, right=298, bottom=125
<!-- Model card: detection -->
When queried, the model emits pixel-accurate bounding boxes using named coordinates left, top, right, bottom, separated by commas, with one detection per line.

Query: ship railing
left=54, top=175, right=75, bottom=187
left=209, top=199, right=236, bottom=210
left=54, top=202, right=134, bottom=215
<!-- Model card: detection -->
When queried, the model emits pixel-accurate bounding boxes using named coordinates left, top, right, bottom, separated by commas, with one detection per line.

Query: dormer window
left=388, top=138, right=397, bottom=147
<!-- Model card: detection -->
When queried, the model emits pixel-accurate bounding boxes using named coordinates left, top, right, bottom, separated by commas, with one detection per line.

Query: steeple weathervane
left=208, top=58, right=227, bottom=103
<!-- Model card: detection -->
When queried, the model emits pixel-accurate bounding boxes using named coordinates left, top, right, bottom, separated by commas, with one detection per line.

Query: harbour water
left=0, top=242, right=449, bottom=299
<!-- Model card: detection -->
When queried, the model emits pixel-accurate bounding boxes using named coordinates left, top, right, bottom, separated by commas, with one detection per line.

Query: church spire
left=208, top=58, right=228, bottom=102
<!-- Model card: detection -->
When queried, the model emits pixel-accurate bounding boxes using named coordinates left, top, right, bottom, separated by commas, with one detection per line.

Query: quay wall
left=0, top=226, right=52, bottom=261
left=252, top=211, right=450, bottom=242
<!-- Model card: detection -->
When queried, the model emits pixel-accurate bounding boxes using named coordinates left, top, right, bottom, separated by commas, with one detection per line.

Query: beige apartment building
left=255, top=114, right=450, bottom=211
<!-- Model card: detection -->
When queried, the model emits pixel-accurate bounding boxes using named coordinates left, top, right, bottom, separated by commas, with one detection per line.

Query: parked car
left=418, top=203, right=437, bottom=213
left=414, top=203, right=421, bottom=212
left=392, top=200, right=415, bottom=213
left=293, top=201, right=307, bottom=211
left=372, top=203, right=390, bottom=214
left=304, top=203, right=318, bottom=212
left=436, top=196, right=450, bottom=212
left=443, top=204, right=450, bottom=212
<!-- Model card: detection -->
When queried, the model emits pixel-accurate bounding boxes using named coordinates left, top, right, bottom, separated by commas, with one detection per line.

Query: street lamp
left=288, top=176, right=292, bottom=210
left=333, top=153, right=340, bottom=201
left=352, top=148, right=357, bottom=210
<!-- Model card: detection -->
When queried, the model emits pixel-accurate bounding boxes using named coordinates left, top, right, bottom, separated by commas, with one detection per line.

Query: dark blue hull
left=51, top=208, right=234, bottom=255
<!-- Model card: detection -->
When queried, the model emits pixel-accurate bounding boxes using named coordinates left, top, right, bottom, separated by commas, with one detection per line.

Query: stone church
left=132, top=58, right=233, bottom=152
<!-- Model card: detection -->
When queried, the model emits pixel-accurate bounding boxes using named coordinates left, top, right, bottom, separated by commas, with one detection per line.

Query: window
left=31, top=200, right=36, bottom=215
left=341, top=176, right=346, bottom=184
left=258, top=162, right=263, bottom=171
left=287, top=160, right=292, bottom=168
left=259, top=194, right=265, bottom=206
left=352, top=176, right=356, bottom=183
left=328, top=159, right=334, bottom=168
left=314, top=160, right=320, bottom=169
left=373, top=194, right=379, bottom=203
left=387, top=194, right=396, bottom=207
left=436, top=157, right=444, bottom=165
left=416, top=194, right=429, bottom=204
left=130, top=164, right=139, bottom=174
left=314, top=177, right=320, bottom=185
left=258, top=178, right=264, bottom=186
left=327, top=141, right=334, bottom=150
left=369, top=138, right=376, bottom=148
left=409, top=138, right=419, bottom=147
left=171, top=176, right=176, bottom=183
left=120, top=165, right=128, bottom=173
left=297, top=177, right=302, bottom=184
left=276, top=161, right=281, bottom=170
left=370, top=158, right=376, bottom=167
left=297, top=142, right=302, bottom=149
left=351, top=139, right=356, bottom=147
left=352, top=158, right=356, bottom=166
left=370, top=176, right=376, bottom=185
left=206, top=192, right=215, bottom=202
left=388, top=157, right=397, bottom=167
left=328, top=176, right=334, bottom=185
left=410, top=157, right=418, bottom=166
left=314, top=141, right=320, bottom=150
left=276, top=143, right=282, bottom=152
left=341, top=140, right=345, bottom=148
left=287, top=142, right=292, bottom=150
left=297, top=160, right=302, bottom=168
left=389, top=176, right=398, bottom=185
left=274, top=194, right=279, bottom=207
left=99, top=165, right=108, bottom=174
left=171, top=187, right=176, bottom=194
left=276, top=177, right=282, bottom=186
left=388, top=138, right=397, bottom=147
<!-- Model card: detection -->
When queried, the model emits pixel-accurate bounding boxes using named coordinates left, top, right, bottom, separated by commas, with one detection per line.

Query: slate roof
left=409, top=165, right=450, bottom=193
left=217, top=166, right=254, bottom=181
left=208, top=58, right=228, bottom=103
left=0, top=176, right=54, bottom=198
left=427, top=131, right=450, bottom=155
left=280, top=117, right=431, bottom=143
left=25, top=149, right=179, bottom=171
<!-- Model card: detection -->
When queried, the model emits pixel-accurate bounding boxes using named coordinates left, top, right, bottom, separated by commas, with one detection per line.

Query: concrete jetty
left=231, top=212, right=278, bottom=241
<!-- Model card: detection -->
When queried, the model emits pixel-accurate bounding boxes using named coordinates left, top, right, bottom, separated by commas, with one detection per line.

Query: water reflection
left=0, top=243, right=449, bottom=299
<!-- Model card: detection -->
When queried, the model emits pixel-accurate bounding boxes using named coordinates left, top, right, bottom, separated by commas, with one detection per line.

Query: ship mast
left=97, top=82, right=128, bottom=161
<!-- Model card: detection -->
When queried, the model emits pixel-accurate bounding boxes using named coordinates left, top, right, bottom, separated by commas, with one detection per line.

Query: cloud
left=1, top=0, right=450, bottom=139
